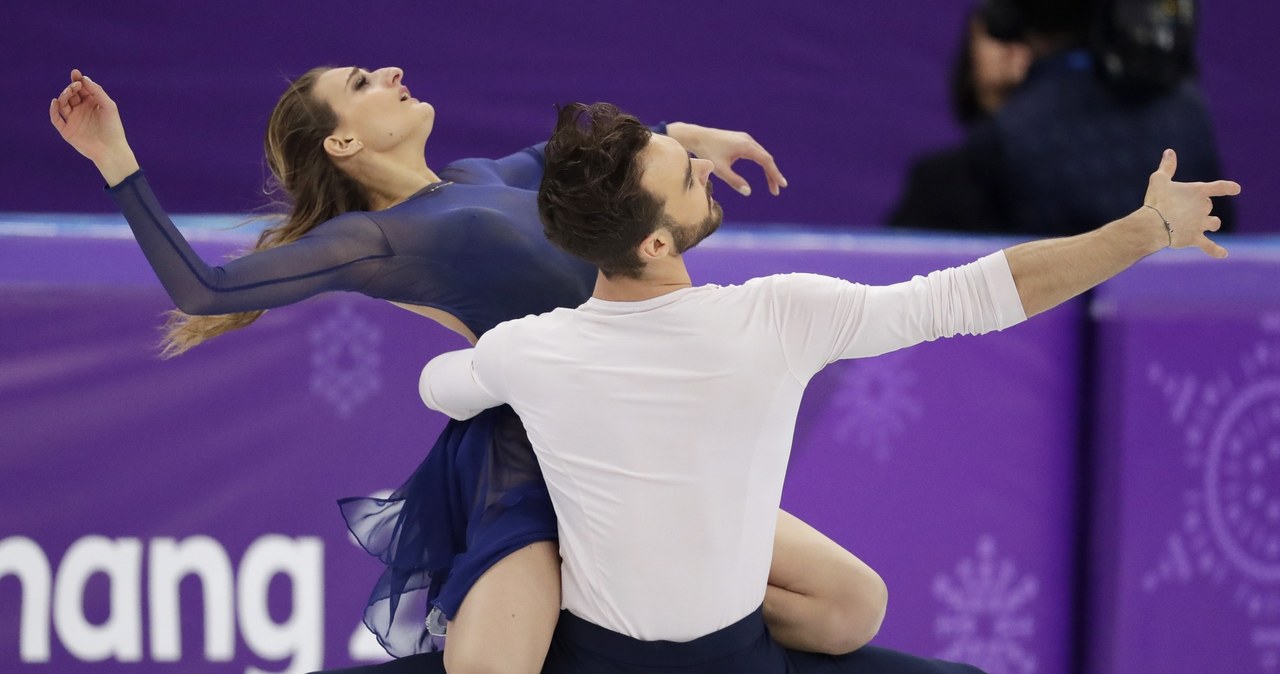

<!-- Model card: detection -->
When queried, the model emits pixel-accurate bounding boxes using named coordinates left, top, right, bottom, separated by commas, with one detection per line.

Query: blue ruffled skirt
left=338, top=405, right=557, bottom=656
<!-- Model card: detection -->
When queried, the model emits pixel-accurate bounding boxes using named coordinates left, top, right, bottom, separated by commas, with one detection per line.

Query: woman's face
left=312, top=66, right=436, bottom=157
left=969, top=19, right=1031, bottom=114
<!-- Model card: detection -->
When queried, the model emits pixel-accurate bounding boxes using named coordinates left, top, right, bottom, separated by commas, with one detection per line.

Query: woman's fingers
left=80, top=75, right=112, bottom=104
left=729, top=142, right=785, bottom=196
left=58, top=83, right=85, bottom=111
left=713, top=165, right=751, bottom=196
left=79, top=78, right=115, bottom=115
left=58, top=80, right=96, bottom=116
left=750, top=145, right=787, bottom=196
left=55, top=73, right=114, bottom=120
left=49, top=98, right=66, bottom=131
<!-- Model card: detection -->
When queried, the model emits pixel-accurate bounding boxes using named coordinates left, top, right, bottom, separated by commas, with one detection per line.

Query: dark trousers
left=314, top=606, right=986, bottom=674
left=545, top=607, right=985, bottom=674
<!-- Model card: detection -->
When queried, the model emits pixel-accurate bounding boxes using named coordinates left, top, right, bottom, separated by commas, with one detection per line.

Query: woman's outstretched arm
left=105, top=173, right=392, bottom=315
left=480, top=121, right=789, bottom=197
left=50, top=70, right=392, bottom=315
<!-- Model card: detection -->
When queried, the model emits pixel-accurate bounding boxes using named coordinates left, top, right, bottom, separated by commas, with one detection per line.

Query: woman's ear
left=324, top=135, right=363, bottom=159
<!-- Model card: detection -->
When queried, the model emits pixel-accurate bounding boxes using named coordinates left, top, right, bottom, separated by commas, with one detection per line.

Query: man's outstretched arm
left=419, top=348, right=503, bottom=420
left=1007, top=149, right=1241, bottom=318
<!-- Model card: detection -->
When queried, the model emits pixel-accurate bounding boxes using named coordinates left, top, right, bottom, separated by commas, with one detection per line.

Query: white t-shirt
left=420, top=251, right=1026, bottom=641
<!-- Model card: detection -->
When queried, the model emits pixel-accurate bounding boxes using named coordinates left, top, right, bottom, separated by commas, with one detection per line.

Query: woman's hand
left=49, top=69, right=139, bottom=186
left=666, top=122, right=788, bottom=197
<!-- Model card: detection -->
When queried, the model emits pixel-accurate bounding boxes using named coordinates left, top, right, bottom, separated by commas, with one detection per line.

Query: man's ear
left=638, top=227, right=673, bottom=262
left=324, top=135, right=363, bottom=159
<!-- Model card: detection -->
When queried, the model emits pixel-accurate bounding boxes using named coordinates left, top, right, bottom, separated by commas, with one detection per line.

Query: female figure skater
left=50, top=67, right=886, bottom=673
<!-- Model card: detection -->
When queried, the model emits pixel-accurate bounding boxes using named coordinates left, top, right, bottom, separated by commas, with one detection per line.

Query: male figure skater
left=417, top=103, right=1238, bottom=673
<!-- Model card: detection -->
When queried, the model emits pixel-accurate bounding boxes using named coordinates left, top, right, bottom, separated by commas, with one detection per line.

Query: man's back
left=433, top=255, right=1024, bottom=641
left=476, top=277, right=816, bottom=641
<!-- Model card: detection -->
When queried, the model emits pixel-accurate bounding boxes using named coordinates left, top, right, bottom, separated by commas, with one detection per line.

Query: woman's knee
left=815, top=571, right=889, bottom=654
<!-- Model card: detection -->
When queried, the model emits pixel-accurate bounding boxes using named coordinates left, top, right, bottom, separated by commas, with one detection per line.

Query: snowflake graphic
left=1144, top=319, right=1280, bottom=671
left=826, top=355, right=923, bottom=462
left=933, top=535, right=1039, bottom=674
left=309, top=301, right=383, bottom=419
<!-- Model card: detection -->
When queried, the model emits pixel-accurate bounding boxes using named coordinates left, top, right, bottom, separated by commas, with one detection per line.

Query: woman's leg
left=442, top=541, right=562, bottom=674
left=765, top=510, right=889, bottom=655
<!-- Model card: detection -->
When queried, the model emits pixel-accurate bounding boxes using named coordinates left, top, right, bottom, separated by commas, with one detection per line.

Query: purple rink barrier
left=1089, top=243, right=1280, bottom=674
left=0, top=222, right=455, bottom=673
left=1, top=218, right=1080, bottom=673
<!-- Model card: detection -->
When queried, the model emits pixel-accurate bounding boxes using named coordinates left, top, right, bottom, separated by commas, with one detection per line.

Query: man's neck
left=591, top=264, right=693, bottom=302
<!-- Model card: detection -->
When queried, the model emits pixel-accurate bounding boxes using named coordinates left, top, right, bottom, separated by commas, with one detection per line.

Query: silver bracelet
left=1144, top=204, right=1173, bottom=247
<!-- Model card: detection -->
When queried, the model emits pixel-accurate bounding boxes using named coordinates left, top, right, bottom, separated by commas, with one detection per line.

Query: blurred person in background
left=890, top=0, right=1233, bottom=235
left=952, top=4, right=1034, bottom=126
left=888, top=4, right=1032, bottom=230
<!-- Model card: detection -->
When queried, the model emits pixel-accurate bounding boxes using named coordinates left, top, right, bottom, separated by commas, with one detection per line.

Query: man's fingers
left=1155, top=148, right=1177, bottom=179
left=1200, top=180, right=1242, bottom=197
left=1179, top=180, right=1242, bottom=197
left=1205, top=216, right=1222, bottom=232
left=1198, top=233, right=1228, bottom=259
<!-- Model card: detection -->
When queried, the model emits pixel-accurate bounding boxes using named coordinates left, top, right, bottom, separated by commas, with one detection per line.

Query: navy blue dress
left=107, top=141, right=597, bottom=656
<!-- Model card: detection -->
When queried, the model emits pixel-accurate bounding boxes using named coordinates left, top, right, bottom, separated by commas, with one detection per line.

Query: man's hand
left=1005, top=149, right=1242, bottom=318
left=666, top=122, right=788, bottom=197
left=1142, top=149, right=1242, bottom=259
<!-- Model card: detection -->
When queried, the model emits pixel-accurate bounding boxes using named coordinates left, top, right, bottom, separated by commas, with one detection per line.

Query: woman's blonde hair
left=161, top=67, right=370, bottom=357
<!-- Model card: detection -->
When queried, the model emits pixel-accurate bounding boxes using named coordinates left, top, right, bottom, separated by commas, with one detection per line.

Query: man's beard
left=671, top=200, right=723, bottom=254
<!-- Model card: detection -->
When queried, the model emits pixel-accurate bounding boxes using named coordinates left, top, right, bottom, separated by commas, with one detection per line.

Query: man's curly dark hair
left=538, top=102, right=672, bottom=279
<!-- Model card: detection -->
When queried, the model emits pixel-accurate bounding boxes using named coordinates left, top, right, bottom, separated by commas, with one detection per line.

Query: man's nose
left=695, top=158, right=715, bottom=182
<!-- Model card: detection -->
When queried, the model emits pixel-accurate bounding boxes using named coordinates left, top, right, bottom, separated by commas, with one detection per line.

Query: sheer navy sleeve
left=440, top=143, right=548, bottom=191
left=440, top=124, right=669, bottom=190
left=107, top=171, right=393, bottom=315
